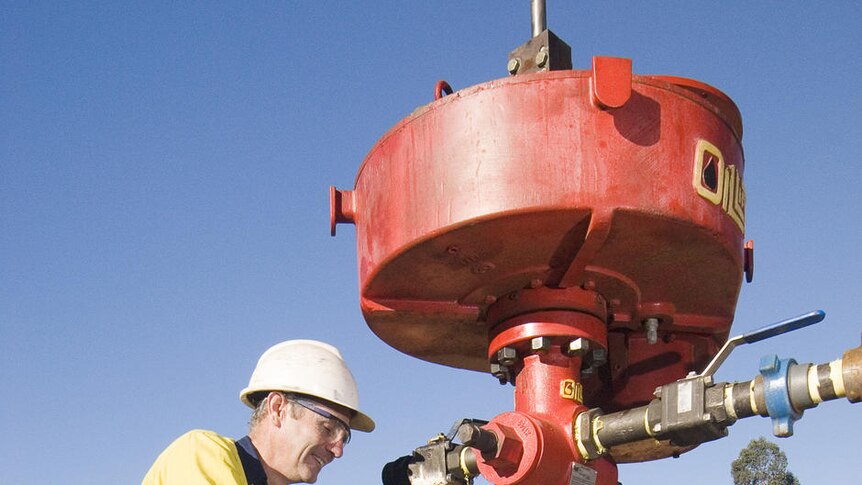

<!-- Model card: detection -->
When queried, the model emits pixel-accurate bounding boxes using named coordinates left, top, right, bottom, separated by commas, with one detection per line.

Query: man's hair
left=248, top=392, right=302, bottom=431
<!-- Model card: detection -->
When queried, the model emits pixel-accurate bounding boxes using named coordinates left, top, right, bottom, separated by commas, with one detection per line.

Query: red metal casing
left=333, top=56, right=745, bottom=414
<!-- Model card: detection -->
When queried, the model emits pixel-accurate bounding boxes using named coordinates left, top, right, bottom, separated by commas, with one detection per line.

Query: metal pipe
left=579, top=342, right=862, bottom=459
left=531, top=0, right=546, bottom=37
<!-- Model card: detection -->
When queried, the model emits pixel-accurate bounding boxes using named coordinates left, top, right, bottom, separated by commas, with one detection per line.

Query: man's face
left=274, top=396, right=352, bottom=483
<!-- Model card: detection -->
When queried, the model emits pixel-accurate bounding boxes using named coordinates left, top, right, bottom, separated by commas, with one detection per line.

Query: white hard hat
left=240, top=339, right=375, bottom=432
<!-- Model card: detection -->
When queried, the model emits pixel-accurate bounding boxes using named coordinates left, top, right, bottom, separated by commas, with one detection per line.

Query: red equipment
left=332, top=7, right=750, bottom=484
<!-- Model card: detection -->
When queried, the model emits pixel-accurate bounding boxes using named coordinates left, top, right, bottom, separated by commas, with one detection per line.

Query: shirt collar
left=235, top=435, right=268, bottom=485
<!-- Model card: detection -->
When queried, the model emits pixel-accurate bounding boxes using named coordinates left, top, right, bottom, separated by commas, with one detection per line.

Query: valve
left=574, top=311, right=862, bottom=460
left=381, top=419, right=486, bottom=485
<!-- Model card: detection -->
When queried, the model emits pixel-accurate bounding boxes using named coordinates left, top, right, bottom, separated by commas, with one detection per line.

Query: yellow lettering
left=560, top=379, right=584, bottom=403
left=693, top=139, right=745, bottom=232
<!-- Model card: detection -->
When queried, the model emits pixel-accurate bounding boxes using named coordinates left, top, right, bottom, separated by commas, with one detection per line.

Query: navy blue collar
left=235, top=436, right=268, bottom=485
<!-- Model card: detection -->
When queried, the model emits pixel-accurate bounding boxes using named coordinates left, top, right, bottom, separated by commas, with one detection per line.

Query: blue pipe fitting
left=759, top=354, right=802, bottom=437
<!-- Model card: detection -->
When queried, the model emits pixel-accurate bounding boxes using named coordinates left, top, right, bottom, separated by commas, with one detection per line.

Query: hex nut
left=591, top=348, right=608, bottom=367
left=482, top=422, right=524, bottom=475
left=507, top=58, right=521, bottom=75
left=531, top=337, right=551, bottom=352
left=497, top=347, right=518, bottom=366
left=567, top=338, right=590, bottom=357
left=535, top=49, right=549, bottom=68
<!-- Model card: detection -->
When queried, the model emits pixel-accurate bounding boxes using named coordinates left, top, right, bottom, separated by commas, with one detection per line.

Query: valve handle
left=699, top=310, right=825, bottom=378
left=741, top=310, right=825, bottom=343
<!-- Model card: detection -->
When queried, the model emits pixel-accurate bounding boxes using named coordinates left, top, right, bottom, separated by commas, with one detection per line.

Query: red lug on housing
left=591, top=56, right=632, bottom=109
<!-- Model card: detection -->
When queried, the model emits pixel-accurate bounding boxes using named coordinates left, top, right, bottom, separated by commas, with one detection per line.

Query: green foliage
left=731, top=437, right=800, bottom=485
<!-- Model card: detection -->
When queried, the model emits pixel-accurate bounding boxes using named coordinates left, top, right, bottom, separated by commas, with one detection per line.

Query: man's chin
left=301, top=464, right=321, bottom=483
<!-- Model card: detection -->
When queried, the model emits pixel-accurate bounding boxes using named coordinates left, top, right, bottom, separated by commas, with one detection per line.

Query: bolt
left=457, top=424, right=481, bottom=445
left=457, top=424, right=498, bottom=453
left=490, top=363, right=509, bottom=385
left=535, top=48, right=549, bottom=68
left=566, top=338, right=590, bottom=357
left=654, top=387, right=663, bottom=398
left=497, top=347, right=518, bottom=366
left=531, top=337, right=551, bottom=353
left=507, top=58, right=521, bottom=75
left=484, top=295, right=497, bottom=305
left=644, top=318, right=660, bottom=345
left=591, top=348, right=608, bottom=367
left=529, top=278, right=543, bottom=289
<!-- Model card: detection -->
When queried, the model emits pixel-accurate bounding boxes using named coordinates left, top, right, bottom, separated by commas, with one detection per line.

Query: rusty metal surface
left=507, top=29, right=572, bottom=76
left=842, top=344, right=862, bottom=402
left=608, top=439, right=697, bottom=463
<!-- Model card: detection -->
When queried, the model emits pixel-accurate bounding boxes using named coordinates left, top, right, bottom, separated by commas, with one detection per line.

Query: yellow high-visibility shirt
left=142, top=430, right=260, bottom=485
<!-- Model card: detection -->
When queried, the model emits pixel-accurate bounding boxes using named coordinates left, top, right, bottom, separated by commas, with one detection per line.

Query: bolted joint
left=534, top=47, right=549, bottom=68
left=644, top=318, right=660, bottom=345
left=497, top=346, right=519, bottom=366
left=456, top=423, right=498, bottom=455
left=490, top=363, right=511, bottom=385
left=581, top=347, right=608, bottom=379
left=480, top=422, right=524, bottom=476
left=507, top=29, right=572, bottom=76
left=589, top=348, right=608, bottom=367
left=566, top=338, right=591, bottom=357
left=574, top=409, right=606, bottom=460
left=530, top=336, right=551, bottom=353
left=507, top=58, right=521, bottom=75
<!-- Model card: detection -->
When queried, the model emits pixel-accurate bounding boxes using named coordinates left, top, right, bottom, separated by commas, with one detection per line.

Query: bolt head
left=567, top=338, right=590, bottom=356
left=490, top=363, right=510, bottom=385
left=535, top=50, right=548, bottom=68
left=531, top=336, right=551, bottom=352
left=591, top=348, right=608, bottom=366
left=457, top=425, right=480, bottom=446
left=507, top=58, right=520, bottom=75
left=533, top=47, right=549, bottom=67
left=497, top=347, right=518, bottom=366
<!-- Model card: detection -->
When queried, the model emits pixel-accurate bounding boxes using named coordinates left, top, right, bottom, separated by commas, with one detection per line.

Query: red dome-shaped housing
left=332, top=56, right=746, bottom=412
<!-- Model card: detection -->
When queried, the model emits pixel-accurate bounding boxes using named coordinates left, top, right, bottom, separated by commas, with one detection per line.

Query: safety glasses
left=291, top=397, right=352, bottom=445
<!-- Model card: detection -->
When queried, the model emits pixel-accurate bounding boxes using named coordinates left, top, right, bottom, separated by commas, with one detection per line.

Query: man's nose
left=327, top=439, right=344, bottom=459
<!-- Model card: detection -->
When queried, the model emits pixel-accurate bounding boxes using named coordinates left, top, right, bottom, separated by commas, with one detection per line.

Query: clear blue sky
left=2, top=2, right=860, bottom=484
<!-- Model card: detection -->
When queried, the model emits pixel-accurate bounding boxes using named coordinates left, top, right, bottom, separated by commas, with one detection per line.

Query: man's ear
left=267, top=392, right=288, bottom=427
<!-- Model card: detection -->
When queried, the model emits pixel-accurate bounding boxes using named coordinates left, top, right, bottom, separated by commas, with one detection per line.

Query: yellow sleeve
left=142, top=430, right=249, bottom=485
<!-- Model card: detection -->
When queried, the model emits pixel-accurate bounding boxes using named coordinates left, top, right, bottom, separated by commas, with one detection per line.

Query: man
left=143, top=340, right=375, bottom=484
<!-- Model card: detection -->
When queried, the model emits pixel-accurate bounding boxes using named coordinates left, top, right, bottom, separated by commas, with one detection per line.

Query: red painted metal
left=435, top=80, right=453, bottom=100
left=476, top=348, right=617, bottom=485
left=591, top=56, right=632, bottom=109
left=744, top=239, right=755, bottom=283
left=332, top=55, right=747, bottom=476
